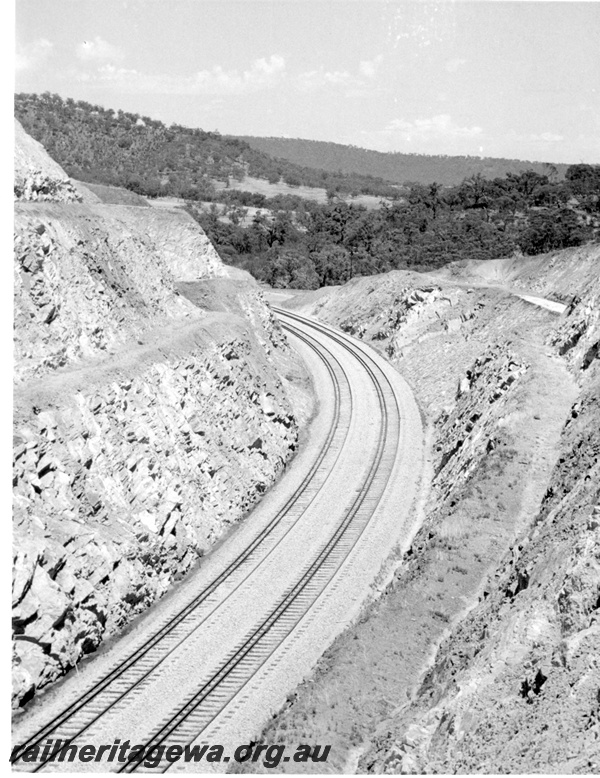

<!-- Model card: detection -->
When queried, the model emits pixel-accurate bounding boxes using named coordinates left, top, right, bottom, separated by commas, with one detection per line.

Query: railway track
left=12, top=321, right=349, bottom=770
left=12, top=310, right=404, bottom=773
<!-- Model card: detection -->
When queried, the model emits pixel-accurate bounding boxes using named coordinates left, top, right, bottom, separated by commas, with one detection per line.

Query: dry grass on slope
left=237, top=267, right=583, bottom=774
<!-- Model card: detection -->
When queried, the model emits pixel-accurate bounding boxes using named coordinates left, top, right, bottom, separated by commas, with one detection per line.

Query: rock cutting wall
left=13, top=320, right=304, bottom=708
left=13, top=128, right=313, bottom=709
left=14, top=203, right=228, bottom=383
left=362, top=279, right=600, bottom=774
left=252, top=250, right=596, bottom=773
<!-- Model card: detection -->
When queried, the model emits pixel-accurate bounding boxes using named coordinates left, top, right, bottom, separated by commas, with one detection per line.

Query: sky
left=14, top=0, right=600, bottom=164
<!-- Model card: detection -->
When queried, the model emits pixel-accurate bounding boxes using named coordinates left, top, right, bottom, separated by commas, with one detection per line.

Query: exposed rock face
left=324, top=259, right=597, bottom=775
left=362, top=282, right=600, bottom=774
left=252, top=248, right=597, bottom=774
left=14, top=119, right=98, bottom=204
left=433, top=345, right=527, bottom=490
left=13, top=321, right=303, bottom=708
left=13, top=130, right=313, bottom=708
left=13, top=203, right=234, bottom=383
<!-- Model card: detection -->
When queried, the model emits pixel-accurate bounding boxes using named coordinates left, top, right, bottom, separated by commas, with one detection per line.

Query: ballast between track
left=13, top=310, right=405, bottom=774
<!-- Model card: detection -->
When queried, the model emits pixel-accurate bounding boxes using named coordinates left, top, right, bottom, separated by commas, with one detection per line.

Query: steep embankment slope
left=438, top=247, right=600, bottom=302
left=245, top=247, right=598, bottom=773
left=12, top=122, right=313, bottom=709
left=361, top=260, right=600, bottom=774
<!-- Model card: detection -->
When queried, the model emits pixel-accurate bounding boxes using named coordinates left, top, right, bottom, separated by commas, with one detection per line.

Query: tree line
left=15, top=92, right=599, bottom=290
left=187, top=166, right=600, bottom=288
left=14, top=92, right=399, bottom=200
left=238, top=135, right=570, bottom=187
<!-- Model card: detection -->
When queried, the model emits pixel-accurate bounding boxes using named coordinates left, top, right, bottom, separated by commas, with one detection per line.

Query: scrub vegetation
left=16, top=92, right=600, bottom=290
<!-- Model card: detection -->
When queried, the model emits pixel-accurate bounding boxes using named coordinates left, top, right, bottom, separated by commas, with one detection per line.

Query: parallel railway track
left=13, top=310, right=403, bottom=773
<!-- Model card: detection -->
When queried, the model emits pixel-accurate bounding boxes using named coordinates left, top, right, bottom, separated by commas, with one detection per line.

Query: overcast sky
left=15, top=0, right=600, bottom=163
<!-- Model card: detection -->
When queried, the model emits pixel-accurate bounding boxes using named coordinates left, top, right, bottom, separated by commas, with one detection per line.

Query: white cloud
left=15, top=38, right=53, bottom=72
left=77, top=50, right=383, bottom=99
left=355, top=114, right=485, bottom=154
left=297, top=57, right=385, bottom=93
left=296, top=67, right=357, bottom=92
left=87, top=55, right=286, bottom=95
left=194, top=55, right=285, bottom=93
left=251, top=55, right=285, bottom=79
left=76, top=36, right=124, bottom=62
left=359, top=55, right=383, bottom=79
left=384, top=114, right=483, bottom=141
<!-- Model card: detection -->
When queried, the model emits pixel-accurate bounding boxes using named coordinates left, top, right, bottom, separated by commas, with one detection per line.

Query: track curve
left=12, top=309, right=423, bottom=774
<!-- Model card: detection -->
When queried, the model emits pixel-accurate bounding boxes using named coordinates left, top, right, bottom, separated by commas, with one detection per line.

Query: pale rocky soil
left=239, top=245, right=599, bottom=773
left=439, top=249, right=600, bottom=302
left=14, top=120, right=99, bottom=204
left=12, top=128, right=313, bottom=710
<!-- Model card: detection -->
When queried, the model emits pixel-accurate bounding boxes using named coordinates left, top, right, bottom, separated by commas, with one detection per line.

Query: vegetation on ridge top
left=187, top=165, right=599, bottom=289
left=15, top=92, right=600, bottom=290
left=15, top=92, right=400, bottom=201
left=237, top=136, right=571, bottom=188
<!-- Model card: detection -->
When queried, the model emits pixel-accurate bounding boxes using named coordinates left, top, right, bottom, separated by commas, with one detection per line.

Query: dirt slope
left=362, top=267, right=600, bottom=774
left=437, top=244, right=599, bottom=301
left=238, top=246, right=599, bottom=773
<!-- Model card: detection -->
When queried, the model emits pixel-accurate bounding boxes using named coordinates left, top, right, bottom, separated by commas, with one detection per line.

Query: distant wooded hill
left=14, top=93, right=400, bottom=200
left=14, top=92, right=598, bottom=292
left=236, top=136, right=569, bottom=187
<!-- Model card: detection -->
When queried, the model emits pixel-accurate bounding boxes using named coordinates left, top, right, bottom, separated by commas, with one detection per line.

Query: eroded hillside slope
left=13, top=127, right=313, bottom=709
left=246, top=247, right=598, bottom=773
left=362, top=264, right=600, bottom=774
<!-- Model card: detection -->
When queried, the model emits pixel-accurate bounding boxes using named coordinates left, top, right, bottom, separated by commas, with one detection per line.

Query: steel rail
left=117, top=311, right=401, bottom=773
left=12, top=326, right=351, bottom=770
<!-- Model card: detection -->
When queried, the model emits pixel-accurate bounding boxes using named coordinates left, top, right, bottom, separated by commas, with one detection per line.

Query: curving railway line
left=12, top=309, right=423, bottom=773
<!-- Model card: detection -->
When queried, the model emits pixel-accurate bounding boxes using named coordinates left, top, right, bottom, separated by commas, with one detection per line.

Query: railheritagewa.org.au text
left=11, top=739, right=331, bottom=769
